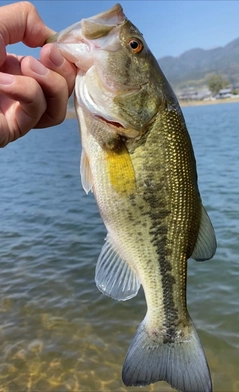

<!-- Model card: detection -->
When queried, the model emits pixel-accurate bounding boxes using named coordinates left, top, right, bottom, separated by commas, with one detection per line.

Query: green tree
left=208, top=74, right=229, bottom=95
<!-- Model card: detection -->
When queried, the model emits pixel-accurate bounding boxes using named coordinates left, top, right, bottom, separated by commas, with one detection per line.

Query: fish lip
left=48, top=3, right=125, bottom=45
left=46, top=5, right=126, bottom=70
left=87, top=3, right=125, bottom=25
left=82, top=3, right=125, bottom=39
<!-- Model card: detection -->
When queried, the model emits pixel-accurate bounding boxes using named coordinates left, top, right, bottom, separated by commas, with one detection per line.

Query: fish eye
left=128, top=38, right=143, bottom=53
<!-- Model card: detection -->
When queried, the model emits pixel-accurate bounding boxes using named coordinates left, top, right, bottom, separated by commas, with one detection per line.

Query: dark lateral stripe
left=149, top=218, right=178, bottom=342
left=143, top=181, right=179, bottom=342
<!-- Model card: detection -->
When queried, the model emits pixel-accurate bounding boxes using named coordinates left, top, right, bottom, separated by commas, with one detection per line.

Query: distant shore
left=179, top=96, right=239, bottom=107
left=65, top=96, right=239, bottom=119
left=65, top=109, right=77, bottom=119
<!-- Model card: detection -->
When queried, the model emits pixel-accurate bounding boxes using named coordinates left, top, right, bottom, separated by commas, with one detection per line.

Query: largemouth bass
left=48, top=4, right=217, bottom=391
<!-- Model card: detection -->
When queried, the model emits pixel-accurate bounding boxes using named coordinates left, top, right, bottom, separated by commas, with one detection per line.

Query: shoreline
left=65, top=110, right=77, bottom=119
left=65, top=96, right=239, bottom=119
left=179, top=96, right=239, bottom=107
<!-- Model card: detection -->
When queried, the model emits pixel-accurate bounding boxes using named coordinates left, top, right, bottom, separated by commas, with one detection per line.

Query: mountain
left=158, top=37, right=239, bottom=90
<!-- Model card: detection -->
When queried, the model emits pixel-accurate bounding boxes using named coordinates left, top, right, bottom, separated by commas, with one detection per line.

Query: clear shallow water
left=0, top=102, right=238, bottom=391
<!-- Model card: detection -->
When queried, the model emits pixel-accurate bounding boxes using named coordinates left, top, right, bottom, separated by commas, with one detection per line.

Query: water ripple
left=0, top=105, right=238, bottom=391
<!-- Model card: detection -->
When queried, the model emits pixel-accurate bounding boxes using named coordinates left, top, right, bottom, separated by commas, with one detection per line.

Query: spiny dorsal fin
left=191, top=204, right=217, bottom=261
left=80, top=149, right=93, bottom=194
left=95, top=234, right=141, bottom=301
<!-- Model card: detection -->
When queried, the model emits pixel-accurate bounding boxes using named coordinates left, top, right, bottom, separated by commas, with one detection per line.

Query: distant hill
left=158, top=37, right=239, bottom=90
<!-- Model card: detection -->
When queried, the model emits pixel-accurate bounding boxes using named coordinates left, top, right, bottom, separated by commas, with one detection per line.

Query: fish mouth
left=81, top=3, right=125, bottom=40
left=47, top=4, right=139, bottom=139
left=47, top=4, right=125, bottom=45
left=46, top=4, right=126, bottom=71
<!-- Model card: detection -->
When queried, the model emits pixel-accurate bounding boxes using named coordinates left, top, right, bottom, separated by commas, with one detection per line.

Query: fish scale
left=49, top=3, right=217, bottom=391
left=129, top=112, right=194, bottom=333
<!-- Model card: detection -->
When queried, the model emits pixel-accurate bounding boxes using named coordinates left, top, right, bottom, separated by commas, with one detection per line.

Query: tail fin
left=122, top=319, right=212, bottom=392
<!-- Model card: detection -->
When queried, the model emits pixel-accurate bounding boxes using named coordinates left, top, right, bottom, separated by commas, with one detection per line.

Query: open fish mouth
left=46, top=4, right=126, bottom=70
left=47, top=3, right=147, bottom=140
left=57, top=3, right=125, bottom=42
left=46, top=4, right=140, bottom=138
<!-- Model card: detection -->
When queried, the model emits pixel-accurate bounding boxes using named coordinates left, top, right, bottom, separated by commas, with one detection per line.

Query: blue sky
left=3, top=1, right=239, bottom=59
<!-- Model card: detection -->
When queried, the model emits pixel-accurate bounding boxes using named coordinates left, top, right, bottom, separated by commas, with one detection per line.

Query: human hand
left=0, top=1, right=76, bottom=147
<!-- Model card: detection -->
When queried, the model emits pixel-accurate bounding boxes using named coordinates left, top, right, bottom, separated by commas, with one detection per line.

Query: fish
left=47, top=4, right=217, bottom=391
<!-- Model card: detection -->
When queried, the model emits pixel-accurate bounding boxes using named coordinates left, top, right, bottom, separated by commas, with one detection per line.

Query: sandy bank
left=179, top=97, right=239, bottom=107
left=65, top=110, right=77, bottom=119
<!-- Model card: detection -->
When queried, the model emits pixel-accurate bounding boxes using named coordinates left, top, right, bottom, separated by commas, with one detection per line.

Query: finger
left=0, top=54, right=22, bottom=75
left=0, top=33, right=7, bottom=67
left=20, top=56, right=69, bottom=127
left=0, top=2, right=54, bottom=59
left=0, top=73, right=46, bottom=146
left=40, top=43, right=77, bottom=96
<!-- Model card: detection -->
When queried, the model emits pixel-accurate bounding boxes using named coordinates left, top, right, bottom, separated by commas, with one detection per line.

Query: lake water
left=0, top=102, right=238, bottom=392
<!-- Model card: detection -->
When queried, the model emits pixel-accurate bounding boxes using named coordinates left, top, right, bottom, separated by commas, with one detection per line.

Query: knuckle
left=19, top=1, right=36, bottom=12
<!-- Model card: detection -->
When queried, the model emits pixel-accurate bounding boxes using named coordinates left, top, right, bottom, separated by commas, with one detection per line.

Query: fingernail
left=49, top=46, right=64, bottom=67
left=0, top=73, right=14, bottom=85
left=29, top=57, right=48, bottom=76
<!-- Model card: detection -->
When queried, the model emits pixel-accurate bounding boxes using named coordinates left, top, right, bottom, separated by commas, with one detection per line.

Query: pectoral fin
left=95, top=234, right=141, bottom=301
left=80, top=149, right=93, bottom=194
left=191, top=205, right=217, bottom=261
